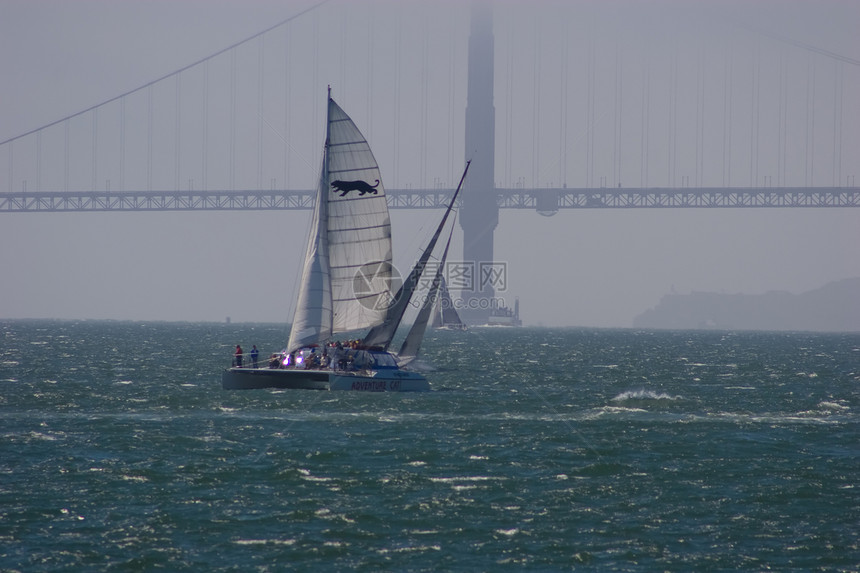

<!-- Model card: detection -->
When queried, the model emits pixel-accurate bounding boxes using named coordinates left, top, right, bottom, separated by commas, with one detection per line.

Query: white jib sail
left=287, top=148, right=333, bottom=352
left=288, top=95, right=392, bottom=351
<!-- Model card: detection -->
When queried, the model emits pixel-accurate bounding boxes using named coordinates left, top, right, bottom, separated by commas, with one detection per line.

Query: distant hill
left=633, top=278, right=860, bottom=332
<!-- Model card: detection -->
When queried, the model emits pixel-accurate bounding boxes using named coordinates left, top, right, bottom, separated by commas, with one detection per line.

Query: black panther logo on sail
left=331, top=179, right=380, bottom=197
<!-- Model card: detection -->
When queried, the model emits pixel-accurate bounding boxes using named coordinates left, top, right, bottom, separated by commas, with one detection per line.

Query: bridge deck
left=1, top=187, right=857, bottom=212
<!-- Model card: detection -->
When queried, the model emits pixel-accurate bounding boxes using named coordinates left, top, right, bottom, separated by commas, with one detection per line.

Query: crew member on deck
left=234, top=345, right=243, bottom=367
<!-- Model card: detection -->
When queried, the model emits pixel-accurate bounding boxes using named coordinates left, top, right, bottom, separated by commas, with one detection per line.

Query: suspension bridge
left=2, top=1, right=857, bottom=322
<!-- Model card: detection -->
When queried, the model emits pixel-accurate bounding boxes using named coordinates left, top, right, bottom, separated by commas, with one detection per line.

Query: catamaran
left=222, top=89, right=468, bottom=391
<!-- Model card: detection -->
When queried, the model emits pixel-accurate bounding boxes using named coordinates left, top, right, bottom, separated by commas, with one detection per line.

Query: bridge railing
left=503, top=187, right=860, bottom=211
left=0, top=187, right=857, bottom=212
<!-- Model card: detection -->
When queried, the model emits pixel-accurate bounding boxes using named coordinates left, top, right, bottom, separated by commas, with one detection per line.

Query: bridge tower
left=459, top=1, right=499, bottom=324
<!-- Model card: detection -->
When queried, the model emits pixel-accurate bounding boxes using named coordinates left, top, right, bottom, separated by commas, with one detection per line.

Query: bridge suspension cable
left=0, top=0, right=331, bottom=148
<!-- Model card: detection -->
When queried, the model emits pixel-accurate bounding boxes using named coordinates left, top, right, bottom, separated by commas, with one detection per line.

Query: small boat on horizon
left=432, top=277, right=468, bottom=331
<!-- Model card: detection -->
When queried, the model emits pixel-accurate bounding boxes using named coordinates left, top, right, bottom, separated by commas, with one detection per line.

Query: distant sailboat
left=222, top=89, right=469, bottom=391
left=431, top=277, right=467, bottom=331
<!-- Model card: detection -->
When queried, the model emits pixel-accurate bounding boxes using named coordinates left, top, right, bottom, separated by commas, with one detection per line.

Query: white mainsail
left=287, top=93, right=393, bottom=352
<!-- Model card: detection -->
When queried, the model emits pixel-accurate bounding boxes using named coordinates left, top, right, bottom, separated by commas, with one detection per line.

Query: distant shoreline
left=634, top=278, right=860, bottom=332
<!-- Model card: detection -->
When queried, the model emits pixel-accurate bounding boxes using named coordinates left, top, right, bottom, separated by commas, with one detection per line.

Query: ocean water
left=1, top=320, right=858, bottom=572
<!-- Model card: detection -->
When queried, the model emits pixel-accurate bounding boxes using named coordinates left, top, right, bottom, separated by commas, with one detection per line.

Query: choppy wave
left=1, top=320, right=858, bottom=572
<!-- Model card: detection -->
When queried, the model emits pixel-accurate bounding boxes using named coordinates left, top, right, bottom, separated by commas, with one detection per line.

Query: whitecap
left=407, top=529, right=440, bottom=535
left=233, top=539, right=296, bottom=546
left=28, top=431, right=59, bottom=441
left=602, top=406, right=648, bottom=413
left=452, top=485, right=478, bottom=491
left=429, top=476, right=504, bottom=483
left=819, top=401, right=849, bottom=411
left=378, top=544, right=441, bottom=554
left=611, top=389, right=682, bottom=402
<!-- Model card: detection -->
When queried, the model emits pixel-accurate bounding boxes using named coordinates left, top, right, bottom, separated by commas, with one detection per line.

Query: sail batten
left=329, top=225, right=391, bottom=236
left=329, top=141, right=373, bottom=148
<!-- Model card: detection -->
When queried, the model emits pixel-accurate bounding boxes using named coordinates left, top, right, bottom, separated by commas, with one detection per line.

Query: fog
left=1, top=0, right=858, bottom=327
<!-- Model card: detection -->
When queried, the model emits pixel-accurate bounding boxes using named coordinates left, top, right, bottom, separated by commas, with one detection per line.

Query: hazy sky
left=1, top=0, right=858, bottom=327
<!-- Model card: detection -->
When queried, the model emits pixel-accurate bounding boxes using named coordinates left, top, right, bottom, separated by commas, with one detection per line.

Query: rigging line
left=447, top=17, right=455, bottom=188
left=258, top=37, right=265, bottom=191
left=367, top=12, right=374, bottom=144
left=176, top=73, right=182, bottom=192
left=505, top=16, right=513, bottom=188
left=120, top=96, right=125, bottom=191
left=726, top=42, right=734, bottom=186
left=35, top=132, right=41, bottom=192
left=751, top=40, right=760, bottom=187
left=641, top=57, right=649, bottom=187
left=284, top=27, right=291, bottom=190
left=64, top=121, right=69, bottom=191
left=147, top=86, right=153, bottom=191
left=781, top=77, right=789, bottom=187
left=726, top=17, right=860, bottom=67
left=0, top=0, right=332, bottom=148
left=560, top=29, right=568, bottom=187
left=536, top=106, right=613, bottom=188
left=669, top=3, right=860, bottom=67
left=230, top=49, right=237, bottom=191
left=392, top=6, right=401, bottom=187
left=532, top=15, right=540, bottom=188
left=810, top=57, right=816, bottom=186
left=612, top=44, right=618, bottom=187
left=203, top=61, right=209, bottom=190
left=421, top=17, right=429, bottom=189
left=92, top=108, right=98, bottom=192
left=258, top=113, right=316, bottom=176
left=834, top=61, right=843, bottom=186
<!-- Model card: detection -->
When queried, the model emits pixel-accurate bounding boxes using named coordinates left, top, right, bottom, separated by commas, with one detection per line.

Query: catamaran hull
left=221, top=368, right=329, bottom=390
left=329, top=371, right=429, bottom=392
left=221, top=368, right=429, bottom=392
